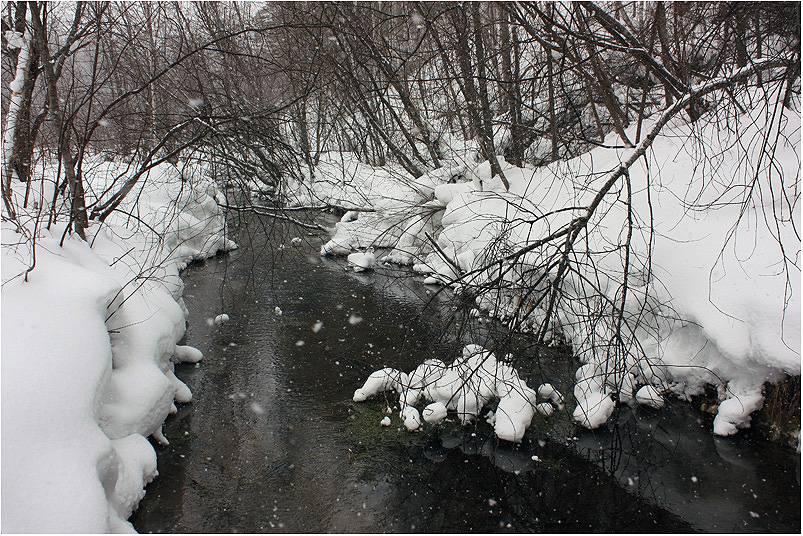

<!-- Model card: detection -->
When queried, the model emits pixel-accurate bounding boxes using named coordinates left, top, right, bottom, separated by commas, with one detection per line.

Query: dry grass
left=756, top=375, right=801, bottom=448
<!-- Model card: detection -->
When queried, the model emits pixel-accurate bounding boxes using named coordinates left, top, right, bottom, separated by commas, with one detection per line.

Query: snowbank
left=2, top=158, right=234, bottom=532
left=345, top=88, right=800, bottom=438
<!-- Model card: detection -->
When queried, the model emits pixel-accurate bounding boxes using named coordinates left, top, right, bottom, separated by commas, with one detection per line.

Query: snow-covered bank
left=313, top=90, right=800, bottom=441
left=2, top=159, right=234, bottom=532
left=287, top=152, right=443, bottom=258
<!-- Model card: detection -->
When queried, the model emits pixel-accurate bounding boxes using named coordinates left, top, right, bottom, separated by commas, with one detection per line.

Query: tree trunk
left=545, top=5, right=559, bottom=161
left=144, top=2, right=158, bottom=154
left=30, top=2, right=88, bottom=239
left=2, top=5, right=34, bottom=217
left=499, top=9, right=522, bottom=166
left=472, top=3, right=508, bottom=188
left=294, top=103, right=310, bottom=159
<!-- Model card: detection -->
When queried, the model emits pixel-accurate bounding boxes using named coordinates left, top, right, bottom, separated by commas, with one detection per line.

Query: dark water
left=131, top=216, right=800, bottom=533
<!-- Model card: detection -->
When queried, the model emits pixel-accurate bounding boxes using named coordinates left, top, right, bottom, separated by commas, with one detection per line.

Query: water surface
left=131, top=216, right=800, bottom=533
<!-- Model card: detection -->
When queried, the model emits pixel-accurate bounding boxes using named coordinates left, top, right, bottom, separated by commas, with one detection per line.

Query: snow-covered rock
left=576, top=363, right=598, bottom=382
left=341, top=210, right=360, bottom=222
left=353, top=345, right=543, bottom=442
left=635, top=385, right=665, bottom=409
left=495, top=385, right=537, bottom=442
left=401, top=406, right=422, bottom=431
left=352, top=368, right=407, bottom=402
left=422, top=401, right=448, bottom=423
left=347, top=251, right=376, bottom=272
left=713, top=384, right=764, bottom=436
left=174, top=345, right=203, bottom=364
left=537, top=383, right=564, bottom=405
left=573, top=391, right=616, bottom=429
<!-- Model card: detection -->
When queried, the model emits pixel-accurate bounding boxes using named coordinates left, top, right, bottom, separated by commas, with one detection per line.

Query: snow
left=713, top=385, right=764, bottom=436
left=2, top=157, right=234, bottom=532
left=353, top=345, right=542, bottom=442
left=4, top=29, right=25, bottom=49
left=298, top=152, right=442, bottom=261
left=341, top=210, right=360, bottom=222
left=635, top=385, right=665, bottom=409
left=347, top=250, right=376, bottom=272
left=573, top=392, right=616, bottom=429
left=174, top=345, right=204, bottom=364
left=494, top=385, right=538, bottom=442
left=422, top=401, right=448, bottom=423
left=108, top=435, right=158, bottom=521
left=401, top=406, right=422, bottom=431
left=536, top=402, right=555, bottom=417
left=537, top=383, right=564, bottom=405
left=352, top=368, right=408, bottom=402
left=341, top=86, right=800, bottom=438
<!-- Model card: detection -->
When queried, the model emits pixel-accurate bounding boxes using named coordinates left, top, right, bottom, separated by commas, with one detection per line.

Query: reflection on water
left=131, top=216, right=800, bottom=533
left=575, top=405, right=800, bottom=532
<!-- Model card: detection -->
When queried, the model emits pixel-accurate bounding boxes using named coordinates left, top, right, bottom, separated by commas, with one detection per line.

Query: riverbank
left=298, top=87, right=800, bottom=443
left=1, top=159, right=235, bottom=532
left=130, top=219, right=800, bottom=533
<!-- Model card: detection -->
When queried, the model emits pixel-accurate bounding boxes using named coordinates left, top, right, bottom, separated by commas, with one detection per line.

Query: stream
left=131, top=213, right=800, bottom=533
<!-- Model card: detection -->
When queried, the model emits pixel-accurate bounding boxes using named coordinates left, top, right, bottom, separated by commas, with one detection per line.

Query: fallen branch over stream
left=218, top=203, right=329, bottom=231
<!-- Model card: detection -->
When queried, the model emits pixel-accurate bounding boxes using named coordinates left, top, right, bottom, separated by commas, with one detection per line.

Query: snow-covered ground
left=2, top=157, right=235, bottom=532
left=314, top=90, right=800, bottom=441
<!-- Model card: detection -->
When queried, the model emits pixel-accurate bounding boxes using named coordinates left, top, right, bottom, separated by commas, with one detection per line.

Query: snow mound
left=174, top=345, right=204, bottom=364
left=536, top=402, right=555, bottom=417
left=303, top=154, right=445, bottom=262
left=422, top=401, right=448, bottom=423
left=353, top=368, right=408, bottom=402
left=713, top=384, right=764, bottom=436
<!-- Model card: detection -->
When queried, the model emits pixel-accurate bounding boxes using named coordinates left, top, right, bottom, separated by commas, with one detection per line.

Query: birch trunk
left=2, top=13, right=34, bottom=218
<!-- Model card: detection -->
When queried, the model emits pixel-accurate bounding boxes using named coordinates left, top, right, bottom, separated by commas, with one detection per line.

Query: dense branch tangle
left=4, top=2, right=796, bottom=219
left=1, top=1, right=798, bottom=344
